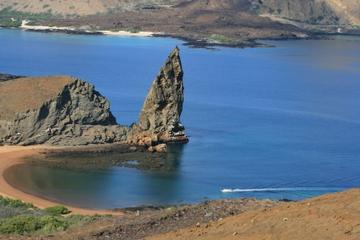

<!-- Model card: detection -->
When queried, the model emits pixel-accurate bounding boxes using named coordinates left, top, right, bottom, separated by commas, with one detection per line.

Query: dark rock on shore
left=26, top=142, right=186, bottom=171
left=0, top=73, right=23, bottom=82
left=25, top=28, right=104, bottom=35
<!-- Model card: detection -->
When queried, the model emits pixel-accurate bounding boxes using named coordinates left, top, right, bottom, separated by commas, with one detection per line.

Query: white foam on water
left=221, top=187, right=343, bottom=193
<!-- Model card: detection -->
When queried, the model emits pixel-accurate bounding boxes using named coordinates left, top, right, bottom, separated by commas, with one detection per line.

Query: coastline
left=20, top=20, right=159, bottom=37
left=13, top=20, right=299, bottom=49
left=0, top=145, right=123, bottom=216
left=148, top=189, right=360, bottom=240
left=0, top=21, right=356, bottom=49
left=3, top=24, right=280, bottom=49
left=1, top=146, right=359, bottom=239
left=0, top=145, right=360, bottom=240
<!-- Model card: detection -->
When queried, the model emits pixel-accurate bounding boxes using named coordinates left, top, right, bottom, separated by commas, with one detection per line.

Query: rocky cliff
left=0, top=48, right=187, bottom=149
left=0, top=76, right=127, bottom=145
left=128, top=47, right=188, bottom=148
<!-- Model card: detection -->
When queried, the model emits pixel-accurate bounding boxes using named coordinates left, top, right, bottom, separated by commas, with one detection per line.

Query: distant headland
left=1, top=0, right=360, bottom=48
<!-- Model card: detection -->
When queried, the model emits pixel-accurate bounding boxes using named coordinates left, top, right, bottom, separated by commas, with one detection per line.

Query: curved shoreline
left=20, top=20, right=158, bottom=37
left=0, top=145, right=123, bottom=216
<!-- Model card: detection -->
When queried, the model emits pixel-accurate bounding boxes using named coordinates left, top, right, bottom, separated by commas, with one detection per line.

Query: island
left=1, top=0, right=360, bottom=48
left=0, top=47, right=188, bottom=152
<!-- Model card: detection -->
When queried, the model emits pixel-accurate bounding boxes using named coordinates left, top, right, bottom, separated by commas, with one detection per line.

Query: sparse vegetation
left=109, top=26, right=142, bottom=33
left=0, top=196, right=34, bottom=209
left=0, top=196, right=108, bottom=235
left=207, top=34, right=235, bottom=44
left=127, top=27, right=141, bottom=33
left=0, top=7, right=55, bottom=28
left=44, top=205, right=71, bottom=215
left=0, top=215, right=69, bottom=235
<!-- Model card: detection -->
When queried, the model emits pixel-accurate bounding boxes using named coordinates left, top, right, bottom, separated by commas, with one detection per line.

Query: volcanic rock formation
left=0, top=76, right=127, bottom=145
left=128, top=47, right=188, bottom=147
left=0, top=47, right=188, bottom=148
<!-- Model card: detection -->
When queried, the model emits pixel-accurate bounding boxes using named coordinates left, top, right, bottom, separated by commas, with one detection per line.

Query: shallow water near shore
left=1, top=29, right=360, bottom=208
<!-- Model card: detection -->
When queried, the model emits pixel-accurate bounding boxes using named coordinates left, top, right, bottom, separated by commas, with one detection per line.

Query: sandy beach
left=20, top=20, right=158, bottom=37
left=100, top=30, right=158, bottom=37
left=0, top=145, right=122, bottom=216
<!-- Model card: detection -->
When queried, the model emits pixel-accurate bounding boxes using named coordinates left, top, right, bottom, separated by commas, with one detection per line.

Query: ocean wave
left=221, top=187, right=343, bottom=193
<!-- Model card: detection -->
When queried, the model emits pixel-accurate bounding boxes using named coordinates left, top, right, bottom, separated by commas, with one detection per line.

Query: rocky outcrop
left=0, top=48, right=188, bottom=149
left=128, top=47, right=188, bottom=148
left=1, top=78, right=128, bottom=145
left=0, top=73, right=23, bottom=82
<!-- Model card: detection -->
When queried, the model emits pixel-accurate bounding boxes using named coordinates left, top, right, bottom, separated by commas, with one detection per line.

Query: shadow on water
left=162, top=143, right=186, bottom=171
left=4, top=144, right=188, bottom=208
left=133, top=144, right=187, bottom=205
left=25, top=143, right=187, bottom=172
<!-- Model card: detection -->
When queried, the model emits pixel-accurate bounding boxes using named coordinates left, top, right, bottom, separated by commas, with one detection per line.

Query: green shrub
left=66, top=214, right=105, bottom=226
left=0, top=196, right=108, bottom=235
left=44, top=206, right=71, bottom=215
left=0, top=7, right=56, bottom=27
left=37, top=216, right=69, bottom=233
left=0, top=215, right=69, bottom=235
left=208, top=34, right=234, bottom=44
left=0, top=196, right=35, bottom=209
left=0, top=18, right=22, bottom=27
left=126, top=27, right=141, bottom=33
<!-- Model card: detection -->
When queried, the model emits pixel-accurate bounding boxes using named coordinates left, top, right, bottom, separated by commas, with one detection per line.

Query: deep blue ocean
left=1, top=29, right=360, bottom=208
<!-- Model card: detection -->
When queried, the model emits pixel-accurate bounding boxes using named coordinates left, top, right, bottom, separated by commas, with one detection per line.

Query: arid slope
left=1, top=189, right=357, bottom=239
left=258, top=0, right=360, bottom=26
left=149, top=189, right=360, bottom=240
left=0, top=0, right=182, bottom=16
left=327, top=0, right=360, bottom=25
left=0, top=76, right=72, bottom=120
left=0, top=0, right=359, bottom=26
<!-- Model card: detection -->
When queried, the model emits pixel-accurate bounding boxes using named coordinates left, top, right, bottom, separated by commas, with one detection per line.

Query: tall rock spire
left=129, top=47, right=188, bottom=146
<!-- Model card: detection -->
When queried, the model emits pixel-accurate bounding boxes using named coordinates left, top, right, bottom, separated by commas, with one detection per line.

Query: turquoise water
left=1, top=29, right=360, bottom=208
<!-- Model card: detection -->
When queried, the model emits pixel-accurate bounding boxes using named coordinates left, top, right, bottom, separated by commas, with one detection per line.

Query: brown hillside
left=149, top=189, right=360, bottom=240
left=258, top=0, right=360, bottom=26
left=0, top=0, right=359, bottom=26
left=0, top=0, right=182, bottom=16
left=0, top=76, right=72, bottom=121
